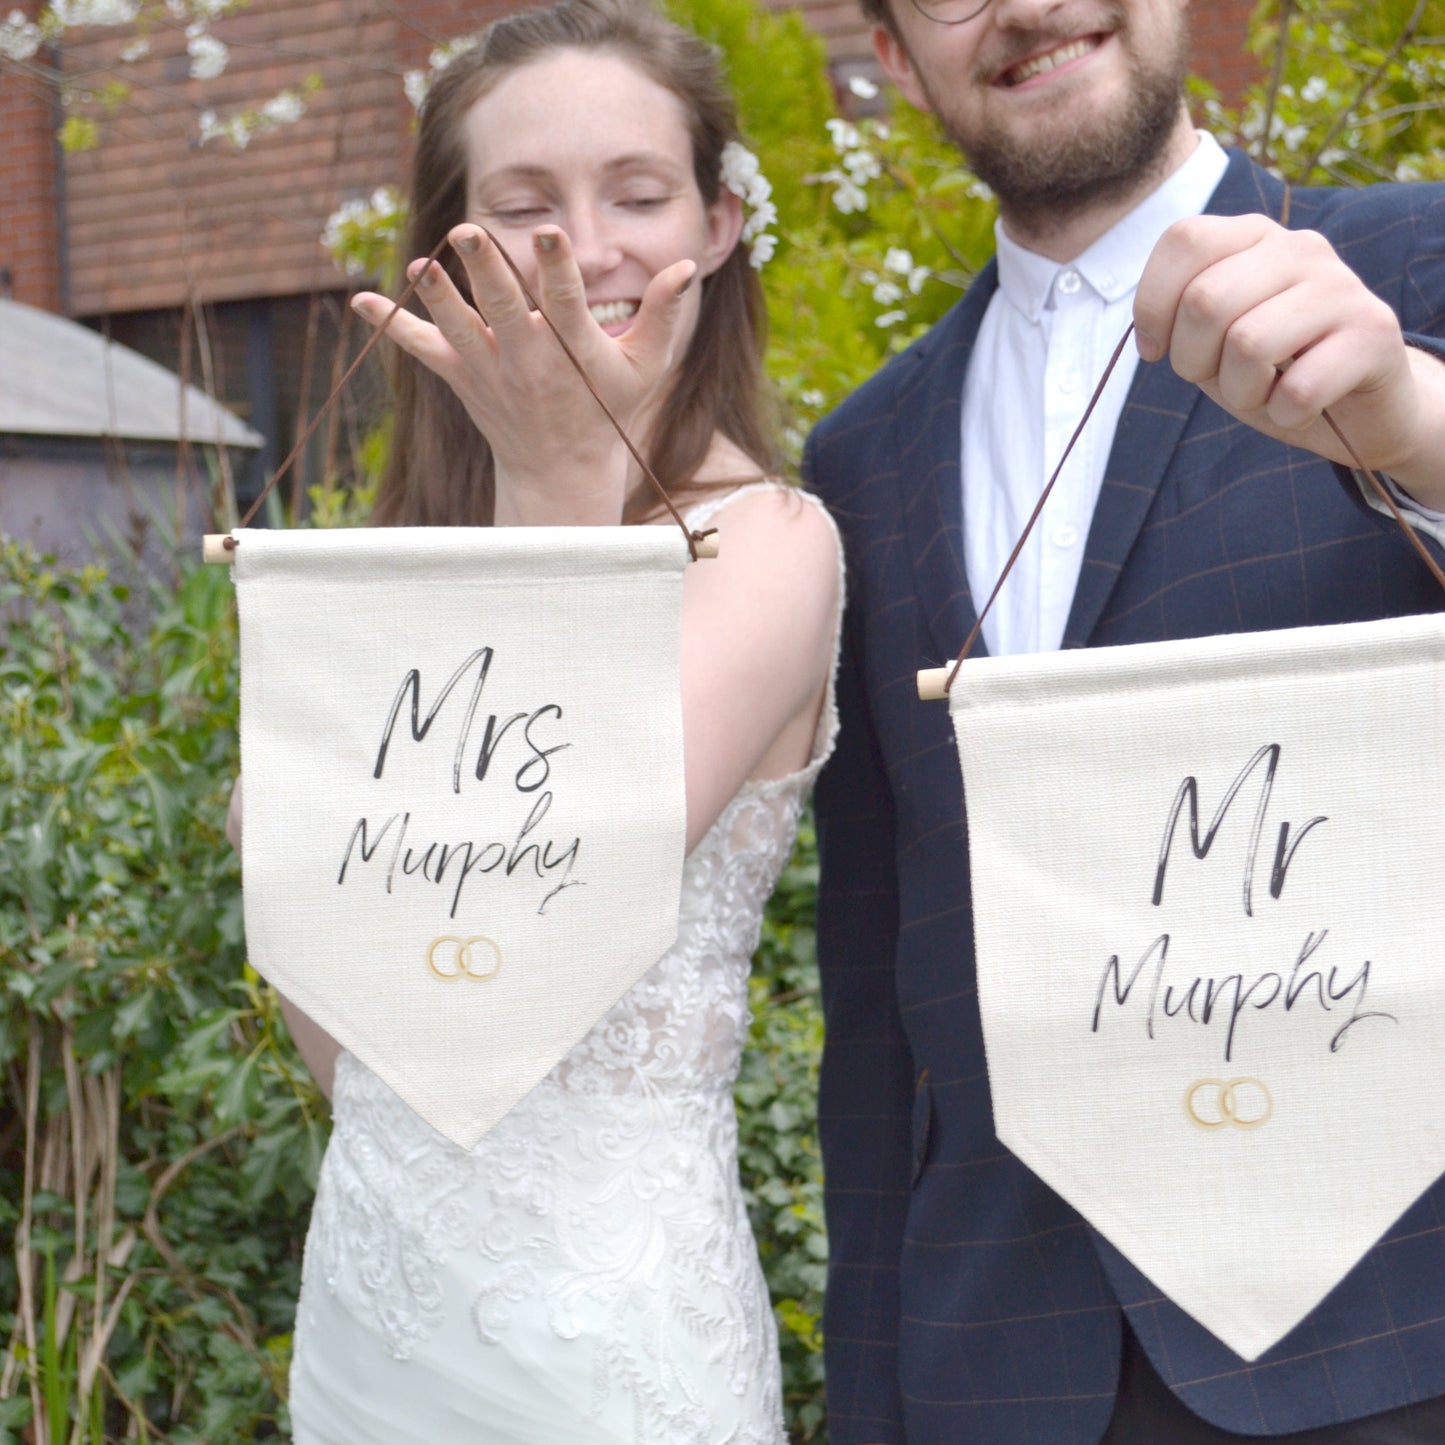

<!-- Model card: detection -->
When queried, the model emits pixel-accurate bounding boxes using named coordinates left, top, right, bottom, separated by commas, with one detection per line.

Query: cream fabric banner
left=948, top=613, right=1445, bottom=1361
left=234, top=526, right=687, bottom=1150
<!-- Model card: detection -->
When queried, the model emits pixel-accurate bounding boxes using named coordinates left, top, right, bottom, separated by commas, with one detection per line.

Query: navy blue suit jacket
left=803, top=151, right=1445, bottom=1445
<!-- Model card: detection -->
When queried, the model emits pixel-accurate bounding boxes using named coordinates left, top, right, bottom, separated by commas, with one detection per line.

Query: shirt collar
left=994, top=131, right=1232, bottom=323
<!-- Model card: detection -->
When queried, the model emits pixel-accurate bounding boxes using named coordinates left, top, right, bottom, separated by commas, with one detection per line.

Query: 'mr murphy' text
left=1092, top=743, right=1395, bottom=1062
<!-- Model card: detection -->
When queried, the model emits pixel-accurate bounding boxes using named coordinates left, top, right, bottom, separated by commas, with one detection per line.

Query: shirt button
left=1052, top=523, right=1079, bottom=548
left=1057, top=269, right=1082, bottom=296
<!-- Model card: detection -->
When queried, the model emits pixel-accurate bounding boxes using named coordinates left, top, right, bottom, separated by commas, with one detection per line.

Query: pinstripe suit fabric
left=803, top=151, right=1445, bottom=1445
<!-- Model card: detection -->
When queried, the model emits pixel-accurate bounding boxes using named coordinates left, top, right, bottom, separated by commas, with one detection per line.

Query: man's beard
left=925, top=10, right=1190, bottom=231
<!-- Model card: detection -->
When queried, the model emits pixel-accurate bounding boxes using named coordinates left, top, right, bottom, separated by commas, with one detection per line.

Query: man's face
left=874, top=0, right=1192, bottom=225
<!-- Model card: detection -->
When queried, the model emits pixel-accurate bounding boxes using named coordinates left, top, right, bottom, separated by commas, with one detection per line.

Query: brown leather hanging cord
left=219, top=228, right=715, bottom=561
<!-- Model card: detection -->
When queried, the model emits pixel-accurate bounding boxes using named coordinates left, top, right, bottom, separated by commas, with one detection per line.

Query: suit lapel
left=1062, top=152, right=1288, bottom=648
left=897, top=263, right=999, bottom=667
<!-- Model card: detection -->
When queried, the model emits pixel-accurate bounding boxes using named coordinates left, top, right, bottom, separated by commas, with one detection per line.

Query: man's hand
left=1135, top=214, right=1445, bottom=509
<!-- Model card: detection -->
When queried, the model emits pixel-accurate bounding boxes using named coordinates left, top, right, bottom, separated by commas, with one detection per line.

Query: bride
left=230, top=1, right=841, bottom=1439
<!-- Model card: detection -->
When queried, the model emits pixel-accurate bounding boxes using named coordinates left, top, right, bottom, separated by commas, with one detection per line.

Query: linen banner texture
left=948, top=612, right=1445, bottom=1361
left=234, top=526, right=687, bottom=1150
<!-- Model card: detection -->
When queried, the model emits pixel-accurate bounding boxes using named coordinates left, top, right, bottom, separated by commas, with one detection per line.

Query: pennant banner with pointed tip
left=948, top=612, right=1445, bottom=1361
left=234, top=525, right=687, bottom=1150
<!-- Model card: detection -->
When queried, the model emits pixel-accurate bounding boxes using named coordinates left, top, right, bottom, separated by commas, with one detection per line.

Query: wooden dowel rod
left=204, top=532, right=718, bottom=563
left=917, top=667, right=950, bottom=702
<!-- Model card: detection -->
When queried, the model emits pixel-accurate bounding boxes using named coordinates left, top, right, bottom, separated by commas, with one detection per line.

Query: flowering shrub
left=320, top=187, right=406, bottom=283
left=1205, top=0, right=1445, bottom=185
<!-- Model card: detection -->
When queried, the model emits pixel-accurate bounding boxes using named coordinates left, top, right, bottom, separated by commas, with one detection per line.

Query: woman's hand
left=352, top=225, right=698, bottom=525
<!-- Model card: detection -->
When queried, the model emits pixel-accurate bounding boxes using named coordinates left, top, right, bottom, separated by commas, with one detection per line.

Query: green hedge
left=0, top=536, right=830, bottom=1440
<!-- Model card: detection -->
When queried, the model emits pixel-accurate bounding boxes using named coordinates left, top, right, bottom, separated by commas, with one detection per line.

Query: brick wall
left=1191, top=0, right=1261, bottom=105
left=49, top=0, right=1262, bottom=320
left=61, top=0, right=405, bottom=316
left=0, top=3, right=63, bottom=312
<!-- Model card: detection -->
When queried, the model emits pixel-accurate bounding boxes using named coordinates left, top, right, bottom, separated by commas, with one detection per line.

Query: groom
left=803, top=0, right=1445, bottom=1442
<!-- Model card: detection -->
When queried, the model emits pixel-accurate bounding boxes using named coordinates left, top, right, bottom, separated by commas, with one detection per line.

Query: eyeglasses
left=905, top=0, right=992, bottom=23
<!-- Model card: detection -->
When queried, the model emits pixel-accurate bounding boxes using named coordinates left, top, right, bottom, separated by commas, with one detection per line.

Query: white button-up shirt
left=961, top=133, right=1231, bottom=656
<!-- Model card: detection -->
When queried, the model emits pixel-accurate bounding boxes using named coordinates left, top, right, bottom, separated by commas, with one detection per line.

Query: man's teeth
left=589, top=300, right=639, bottom=325
left=1007, top=36, right=1098, bottom=85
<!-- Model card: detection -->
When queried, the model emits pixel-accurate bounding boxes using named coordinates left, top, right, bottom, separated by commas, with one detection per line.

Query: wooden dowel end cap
left=693, top=535, right=719, bottom=560
left=917, top=667, right=951, bottom=702
left=203, top=534, right=235, bottom=564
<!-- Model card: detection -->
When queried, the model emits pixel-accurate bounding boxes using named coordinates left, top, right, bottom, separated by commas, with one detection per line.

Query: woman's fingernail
left=1136, top=329, right=1161, bottom=362
left=418, top=263, right=437, bottom=288
left=454, top=230, right=481, bottom=254
left=535, top=230, right=559, bottom=253
left=350, top=295, right=373, bottom=317
left=675, top=270, right=695, bottom=298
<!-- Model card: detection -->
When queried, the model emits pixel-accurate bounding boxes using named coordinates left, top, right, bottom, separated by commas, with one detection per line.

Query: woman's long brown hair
left=370, top=0, right=779, bottom=528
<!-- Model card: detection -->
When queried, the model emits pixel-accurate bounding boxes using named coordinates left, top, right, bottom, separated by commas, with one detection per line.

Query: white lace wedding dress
left=288, top=487, right=839, bottom=1445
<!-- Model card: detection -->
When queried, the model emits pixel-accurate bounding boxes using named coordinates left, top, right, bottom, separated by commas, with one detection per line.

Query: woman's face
left=462, top=49, right=741, bottom=345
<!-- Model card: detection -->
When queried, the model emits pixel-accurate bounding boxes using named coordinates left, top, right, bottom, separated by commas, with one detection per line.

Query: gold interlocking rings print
left=1185, top=1077, right=1273, bottom=1130
left=426, top=935, right=503, bottom=982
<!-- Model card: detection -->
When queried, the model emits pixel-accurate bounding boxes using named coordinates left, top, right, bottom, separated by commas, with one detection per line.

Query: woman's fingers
left=407, top=254, right=500, bottom=364
left=529, top=226, right=598, bottom=344
left=446, top=225, right=534, bottom=336
left=620, top=258, right=698, bottom=379
left=350, top=285, right=468, bottom=380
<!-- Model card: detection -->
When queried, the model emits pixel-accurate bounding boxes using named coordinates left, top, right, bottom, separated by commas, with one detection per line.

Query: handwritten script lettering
left=1091, top=744, right=1395, bottom=1061
left=1153, top=743, right=1327, bottom=918
left=338, top=648, right=583, bottom=917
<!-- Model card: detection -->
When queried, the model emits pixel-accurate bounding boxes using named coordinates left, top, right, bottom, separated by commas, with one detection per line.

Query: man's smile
left=998, top=33, right=1107, bottom=88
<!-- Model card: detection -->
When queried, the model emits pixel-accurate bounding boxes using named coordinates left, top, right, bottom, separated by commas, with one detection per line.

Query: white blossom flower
left=825, top=117, right=861, bottom=152
left=429, top=35, right=477, bottom=71
left=402, top=39, right=476, bottom=110
left=0, top=9, right=42, bottom=60
left=403, top=68, right=429, bottom=110
left=831, top=176, right=868, bottom=213
left=1301, top=75, right=1328, bottom=104
left=883, top=247, right=914, bottom=275
left=49, top=0, right=138, bottom=25
left=741, top=199, right=777, bottom=243
left=842, top=147, right=881, bottom=183
left=875, top=309, right=907, bottom=328
left=119, top=35, right=149, bottom=61
left=871, top=279, right=904, bottom=305
left=847, top=74, right=879, bottom=99
left=719, top=140, right=778, bottom=268
left=720, top=139, right=761, bottom=193
left=320, top=187, right=405, bottom=277
left=800, top=388, right=826, bottom=408
left=186, top=24, right=227, bottom=79
left=260, top=89, right=304, bottom=125
left=908, top=264, right=931, bottom=295
left=197, top=106, right=251, bottom=148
